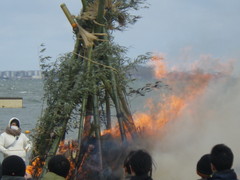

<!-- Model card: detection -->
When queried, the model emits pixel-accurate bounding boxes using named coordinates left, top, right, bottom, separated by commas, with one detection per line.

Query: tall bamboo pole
left=93, top=86, right=103, bottom=179
left=39, top=118, right=68, bottom=179
left=81, top=0, right=87, bottom=12
left=110, top=71, right=127, bottom=141
left=118, top=88, right=138, bottom=137
left=105, top=92, right=111, bottom=129
left=94, top=0, right=128, bottom=140
left=77, top=47, right=93, bottom=144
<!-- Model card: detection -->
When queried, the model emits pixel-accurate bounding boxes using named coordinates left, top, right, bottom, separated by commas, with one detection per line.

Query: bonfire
left=26, top=1, right=221, bottom=179
left=28, top=1, right=155, bottom=179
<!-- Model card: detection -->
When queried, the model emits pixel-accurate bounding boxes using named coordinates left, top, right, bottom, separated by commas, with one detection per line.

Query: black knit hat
left=48, top=155, right=70, bottom=178
left=2, top=155, right=26, bottom=176
left=197, top=154, right=212, bottom=176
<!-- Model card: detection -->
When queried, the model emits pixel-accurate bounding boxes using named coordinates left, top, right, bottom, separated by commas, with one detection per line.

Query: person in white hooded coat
left=0, top=117, right=32, bottom=161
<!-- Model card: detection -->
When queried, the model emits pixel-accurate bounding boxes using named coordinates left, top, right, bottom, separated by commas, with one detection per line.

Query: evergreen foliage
left=30, top=1, right=165, bottom=179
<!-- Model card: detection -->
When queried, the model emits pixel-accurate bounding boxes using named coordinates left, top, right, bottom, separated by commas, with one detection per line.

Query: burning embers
left=27, top=136, right=126, bottom=179
left=27, top=140, right=78, bottom=179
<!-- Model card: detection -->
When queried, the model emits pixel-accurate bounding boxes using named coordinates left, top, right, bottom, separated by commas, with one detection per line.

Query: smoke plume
left=135, top=56, right=240, bottom=180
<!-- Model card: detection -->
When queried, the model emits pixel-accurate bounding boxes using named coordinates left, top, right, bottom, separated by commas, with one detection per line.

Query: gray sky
left=1, top=0, right=240, bottom=71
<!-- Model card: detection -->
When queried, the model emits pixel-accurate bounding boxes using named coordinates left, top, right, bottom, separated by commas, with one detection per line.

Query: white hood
left=8, top=117, right=21, bottom=128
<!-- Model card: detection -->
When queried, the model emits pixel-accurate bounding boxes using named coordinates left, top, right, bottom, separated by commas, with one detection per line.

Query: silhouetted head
left=124, top=150, right=136, bottom=175
left=210, top=144, right=233, bottom=171
left=48, top=155, right=70, bottom=178
left=126, top=149, right=153, bottom=177
left=196, top=154, right=212, bottom=178
left=2, top=155, right=26, bottom=176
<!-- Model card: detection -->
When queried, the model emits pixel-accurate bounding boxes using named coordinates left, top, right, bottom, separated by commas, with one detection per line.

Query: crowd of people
left=0, top=117, right=238, bottom=180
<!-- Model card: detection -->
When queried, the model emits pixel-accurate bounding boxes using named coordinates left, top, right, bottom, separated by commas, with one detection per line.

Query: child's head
left=196, top=154, right=212, bottom=178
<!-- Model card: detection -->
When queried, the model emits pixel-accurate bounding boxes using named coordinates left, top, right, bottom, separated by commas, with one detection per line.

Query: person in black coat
left=209, top=144, right=238, bottom=180
left=123, top=149, right=153, bottom=180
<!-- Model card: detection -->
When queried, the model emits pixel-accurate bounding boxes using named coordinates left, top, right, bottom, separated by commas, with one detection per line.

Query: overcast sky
left=1, top=0, right=240, bottom=71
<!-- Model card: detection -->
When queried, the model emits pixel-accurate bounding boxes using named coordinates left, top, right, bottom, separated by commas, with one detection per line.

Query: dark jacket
left=209, top=169, right=238, bottom=180
left=42, top=172, right=66, bottom=180
left=0, top=163, right=2, bottom=179
left=1, top=176, right=25, bottom=180
left=130, top=175, right=153, bottom=180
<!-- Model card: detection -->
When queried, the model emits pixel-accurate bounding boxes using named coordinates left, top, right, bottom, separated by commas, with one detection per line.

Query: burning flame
left=100, top=54, right=218, bottom=138
left=101, top=127, right=121, bottom=137
left=26, top=157, right=43, bottom=177
left=132, top=54, right=219, bottom=136
left=27, top=140, right=78, bottom=179
left=150, top=54, right=167, bottom=78
left=57, top=140, right=78, bottom=179
left=27, top=53, right=234, bottom=180
left=134, top=95, right=185, bottom=135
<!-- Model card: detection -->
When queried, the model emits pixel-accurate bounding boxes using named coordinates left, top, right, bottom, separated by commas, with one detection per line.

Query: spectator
left=209, top=144, right=238, bottom=180
left=0, top=162, right=2, bottom=179
left=1, top=155, right=26, bottom=180
left=43, top=155, right=70, bottom=180
left=123, top=150, right=136, bottom=180
left=124, top=149, right=153, bottom=180
left=196, top=154, right=212, bottom=179
left=0, top=117, right=32, bottom=161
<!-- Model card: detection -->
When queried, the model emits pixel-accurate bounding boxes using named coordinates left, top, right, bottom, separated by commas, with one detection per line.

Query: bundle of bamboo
left=30, top=1, right=151, bottom=179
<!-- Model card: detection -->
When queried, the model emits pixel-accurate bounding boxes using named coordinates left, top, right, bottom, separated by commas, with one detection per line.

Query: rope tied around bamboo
left=72, top=52, right=118, bottom=72
left=61, top=3, right=97, bottom=47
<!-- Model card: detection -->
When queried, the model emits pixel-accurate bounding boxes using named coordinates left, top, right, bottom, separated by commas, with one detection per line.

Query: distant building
left=0, top=70, right=42, bottom=79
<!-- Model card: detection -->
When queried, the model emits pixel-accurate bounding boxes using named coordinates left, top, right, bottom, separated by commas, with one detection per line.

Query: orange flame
left=101, top=127, right=121, bottom=137
left=26, top=157, right=43, bottom=177
left=132, top=55, right=216, bottom=135
left=150, top=54, right=167, bottom=78
left=133, top=95, right=185, bottom=135
left=27, top=140, right=78, bottom=179
left=100, top=60, right=215, bottom=138
left=57, top=140, right=78, bottom=180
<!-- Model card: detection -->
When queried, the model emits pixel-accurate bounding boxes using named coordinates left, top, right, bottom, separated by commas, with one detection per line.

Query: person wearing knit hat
left=196, top=154, right=212, bottom=179
left=0, top=117, right=32, bottom=161
left=42, top=155, right=70, bottom=180
left=209, top=144, right=237, bottom=180
left=1, top=155, right=26, bottom=180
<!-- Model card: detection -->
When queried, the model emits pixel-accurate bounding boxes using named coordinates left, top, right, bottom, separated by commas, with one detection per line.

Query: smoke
left=130, top=54, right=240, bottom=180
left=140, top=75, right=240, bottom=180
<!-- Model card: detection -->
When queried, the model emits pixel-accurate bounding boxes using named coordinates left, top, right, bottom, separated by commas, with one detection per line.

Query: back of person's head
left=48, top=155, right=70, bottom=178
left=2, top=155, right=26, bottom=176
left=0, top=162, right=2, bottom=179
left=210, top=144, right=233, bottom=171
left=124, top=150, right=136, bottom=175
left=127, top=149, right=153, bottom=177
left=196, top=154, right=212, bottom=178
